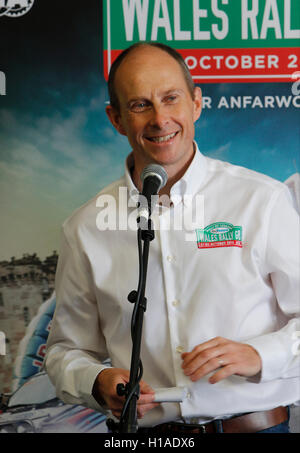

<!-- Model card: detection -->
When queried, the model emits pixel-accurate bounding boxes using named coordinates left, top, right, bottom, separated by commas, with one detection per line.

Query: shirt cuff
left=79, top=363, right=112, bottom=412
left=245, top=333, right=288, bottom=383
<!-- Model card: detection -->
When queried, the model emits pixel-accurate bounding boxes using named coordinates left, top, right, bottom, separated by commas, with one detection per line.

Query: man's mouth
left=145, top=131, right=178, bottom=143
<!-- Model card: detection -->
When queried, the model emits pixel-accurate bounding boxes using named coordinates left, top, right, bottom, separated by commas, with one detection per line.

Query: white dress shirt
left=45, top=144, right=300, bottom=427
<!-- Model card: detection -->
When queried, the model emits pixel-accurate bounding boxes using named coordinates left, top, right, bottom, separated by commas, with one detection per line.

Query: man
left=45, top=43, right=299, bottom=433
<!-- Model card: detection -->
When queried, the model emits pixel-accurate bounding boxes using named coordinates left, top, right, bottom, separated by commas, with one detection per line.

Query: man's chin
left=143, top=146, right=182, bottom=165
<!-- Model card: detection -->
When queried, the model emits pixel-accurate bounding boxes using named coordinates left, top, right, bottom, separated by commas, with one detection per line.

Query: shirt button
left=172, top=300, right=179, bottom=307
left=176, top=346, right=184, bottom=354
left=167, top=255, right=176, bottom=263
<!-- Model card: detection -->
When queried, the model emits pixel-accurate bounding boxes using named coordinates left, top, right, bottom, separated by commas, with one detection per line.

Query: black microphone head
left=140, top=164, right=168, bottom=191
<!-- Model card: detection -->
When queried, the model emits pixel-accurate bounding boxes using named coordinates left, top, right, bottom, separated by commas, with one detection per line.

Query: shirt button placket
left=159, top=217, right=185, bottom=388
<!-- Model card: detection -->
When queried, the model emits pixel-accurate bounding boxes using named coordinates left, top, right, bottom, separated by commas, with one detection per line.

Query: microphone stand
left=106, top=219, right=154, bottom=433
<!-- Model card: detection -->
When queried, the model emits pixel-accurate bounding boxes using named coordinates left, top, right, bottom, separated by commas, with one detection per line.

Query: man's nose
left=148, top=105, right=169, bottom=129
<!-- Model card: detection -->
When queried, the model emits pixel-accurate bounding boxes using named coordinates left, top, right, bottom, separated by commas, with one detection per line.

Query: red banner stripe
left=104, top=47, right=300, bottom=83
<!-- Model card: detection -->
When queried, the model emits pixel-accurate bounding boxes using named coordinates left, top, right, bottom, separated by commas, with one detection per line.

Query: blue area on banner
left=13, top=296, right=56, bottom=388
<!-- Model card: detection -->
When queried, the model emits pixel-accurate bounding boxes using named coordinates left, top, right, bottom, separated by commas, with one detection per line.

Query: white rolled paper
left=153, top=387, right=188, bottom=403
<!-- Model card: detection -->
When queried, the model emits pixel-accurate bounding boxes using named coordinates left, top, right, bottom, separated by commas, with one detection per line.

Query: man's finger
left=182, top=345, right=229, bottom=375
left=209, top=363, right=238, bottom=384
left=138, top=392, right=156, bottom=405
left=181, top=337, right=225, bottom=367
left=137, top=403, right=160, bottom=419
left=187, top=354, right=231, bottom=381
left=140, top=380, right=155, bottom=394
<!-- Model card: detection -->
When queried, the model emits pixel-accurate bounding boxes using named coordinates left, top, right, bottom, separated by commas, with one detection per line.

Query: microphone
left=137, top=164, right=168, bottom=228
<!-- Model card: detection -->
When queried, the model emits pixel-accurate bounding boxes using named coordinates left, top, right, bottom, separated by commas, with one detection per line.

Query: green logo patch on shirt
left=196, top=222, right=243, bottom=249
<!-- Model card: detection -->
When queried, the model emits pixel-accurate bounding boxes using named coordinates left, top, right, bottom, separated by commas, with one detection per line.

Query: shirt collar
left=170, top=142, right=207, bottom=207
left=124, top=142, right=207, bottom=207
left=125, top=153, right=139, bottom=203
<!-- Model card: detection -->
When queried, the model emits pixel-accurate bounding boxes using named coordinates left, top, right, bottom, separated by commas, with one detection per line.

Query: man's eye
left=131, top=102, right=149, bottom=112
left=165, top=95, right=178, bottom=103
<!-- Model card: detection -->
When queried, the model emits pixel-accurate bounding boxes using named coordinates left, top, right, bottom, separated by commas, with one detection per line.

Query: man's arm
left=45, top=225, right=158, bottom=418
left=182, top=186, right=300, bottom=385
left=44, top=226, right=111, bottom=411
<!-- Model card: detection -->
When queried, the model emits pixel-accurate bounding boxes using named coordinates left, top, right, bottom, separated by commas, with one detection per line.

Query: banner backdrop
left=103, top=0, right=300, bottom=82
left=0, top=0, right=299, bottom=409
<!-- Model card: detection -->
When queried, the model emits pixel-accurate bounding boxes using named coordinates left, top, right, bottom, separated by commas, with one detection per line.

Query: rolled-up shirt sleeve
left=246, top=187, right=300, bottom=383
left=44, top=225, right=111, bottom=411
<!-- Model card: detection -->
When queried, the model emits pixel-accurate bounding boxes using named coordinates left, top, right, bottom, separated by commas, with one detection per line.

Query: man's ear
left=193, top=86, right=202, bottom=123
left=105, top=104, right=127, bottom=136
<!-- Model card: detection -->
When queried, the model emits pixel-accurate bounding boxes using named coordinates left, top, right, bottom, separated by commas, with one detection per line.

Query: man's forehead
left=115, top=46, right=183, bottom=82
left=115, top=47, right=187, bottom=98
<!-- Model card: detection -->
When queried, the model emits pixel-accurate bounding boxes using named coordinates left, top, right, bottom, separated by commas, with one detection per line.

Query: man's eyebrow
left=126, top=89, right=184, bottom=106
left=162, top=89, right=184, bottom=96
left=164, top=88, right=183, bottom=94
left=127, top=97, right=147, bottom=103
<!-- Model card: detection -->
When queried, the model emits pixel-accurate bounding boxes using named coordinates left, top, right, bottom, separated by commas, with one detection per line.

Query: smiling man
left=105, top=44, right=202, bottom=196
left=45, top=43, right=300, bottom=434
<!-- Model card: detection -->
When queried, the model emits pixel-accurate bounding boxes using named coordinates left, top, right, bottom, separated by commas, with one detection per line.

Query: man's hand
left=181, top=337, right=262, bottom=384
left=92, top=368, right=159, bottom=419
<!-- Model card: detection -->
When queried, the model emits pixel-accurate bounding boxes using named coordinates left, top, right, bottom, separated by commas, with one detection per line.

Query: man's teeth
left=148, top=132, right=177, bottom=143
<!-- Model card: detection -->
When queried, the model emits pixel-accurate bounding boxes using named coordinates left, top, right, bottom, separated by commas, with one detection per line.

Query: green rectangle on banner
left=103, top=0, right=300, bottom=50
